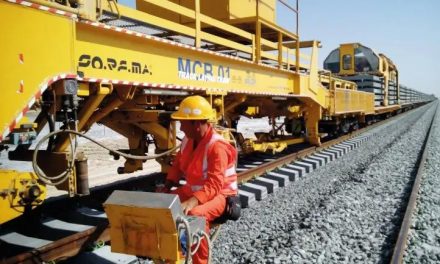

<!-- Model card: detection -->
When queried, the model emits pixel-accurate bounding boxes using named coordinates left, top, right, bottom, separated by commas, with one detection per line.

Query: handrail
left=145, top=0, right=195, bottom=19
left=200, top=32, right=253, bottom=54
left=103, top=0, right=308, bottom=71
left=279, top=0, right=298, bottom=14
left=29, top=0, right=306, bottom=71
left=25, top=0, right=80, bottom=15
left=274, top=0, right=299, bottom=35
left=138, top=0, right=255, bottom=55
left=103, top=4, right=196, bottom=37
left=200, top=14, right=254, bottom=40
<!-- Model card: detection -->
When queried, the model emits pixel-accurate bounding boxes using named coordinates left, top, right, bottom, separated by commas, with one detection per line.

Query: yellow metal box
left=104, top=191, right=183, bottom=261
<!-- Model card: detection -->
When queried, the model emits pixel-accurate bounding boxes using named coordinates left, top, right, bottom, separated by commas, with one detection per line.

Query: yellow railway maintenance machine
left=324, top=43, right=400, bottom=112
left=0, top=0, right=376, bottom=258
left=323, top=43, right=435, bottom=120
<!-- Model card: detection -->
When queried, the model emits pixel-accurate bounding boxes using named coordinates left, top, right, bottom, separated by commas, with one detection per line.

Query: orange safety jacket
left=167, top=126, right=238, bottom=204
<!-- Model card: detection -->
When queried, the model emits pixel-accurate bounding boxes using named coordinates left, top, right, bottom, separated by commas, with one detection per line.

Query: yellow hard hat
left=171, top=95, right=215, bottom=120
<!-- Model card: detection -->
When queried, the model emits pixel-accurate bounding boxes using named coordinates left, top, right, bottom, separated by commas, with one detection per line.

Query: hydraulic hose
left=191, top=234, right=202, bottom=256
left=44, top=112, right=55, bottom=151
left=32, top=129, right=180, bottom=186
left=32, top=130, right=78, bottom=186
left=199, top=230, right=212, bottom=264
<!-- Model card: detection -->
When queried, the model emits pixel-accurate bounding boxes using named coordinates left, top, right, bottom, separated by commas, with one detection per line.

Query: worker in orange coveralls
left=162, top=95, right=238, bottom=264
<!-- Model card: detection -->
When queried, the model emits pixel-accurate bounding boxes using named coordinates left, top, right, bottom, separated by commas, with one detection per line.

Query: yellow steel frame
left=74, top=21, right=296, bottom=95
left=333, top=88, right=375, bottom=115
left=104, top=1, right=302, bottom=71
left=0, top=0, right=379, bottom=225
left=0, top=0, right=379, bottom=154
left=0, top=0, right=331, bottom=141
left=243, top=137, right=305, bottom=154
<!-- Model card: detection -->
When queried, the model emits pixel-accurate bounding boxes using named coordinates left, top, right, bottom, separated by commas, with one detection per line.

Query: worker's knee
left=188, top=201, right=226, bottom=219
left=187, top=194, right=227, bottom=222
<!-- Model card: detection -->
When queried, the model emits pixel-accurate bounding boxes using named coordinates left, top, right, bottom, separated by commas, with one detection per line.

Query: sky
left=298, top=0, right=440, bottom=97
left=118, top=0, right=439, bottom=97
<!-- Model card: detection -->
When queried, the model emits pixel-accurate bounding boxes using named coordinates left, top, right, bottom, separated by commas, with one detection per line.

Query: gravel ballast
left=213, top=102, right=438, bottom=263
left=404, top=104, right=440, bottom=263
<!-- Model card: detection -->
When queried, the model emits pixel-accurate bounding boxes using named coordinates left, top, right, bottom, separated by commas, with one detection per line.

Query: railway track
left=212, top=102, right=438, bottom=263
left=0, top=104, right=430, bottom=263
left=390, top=103, right=438, bottom=263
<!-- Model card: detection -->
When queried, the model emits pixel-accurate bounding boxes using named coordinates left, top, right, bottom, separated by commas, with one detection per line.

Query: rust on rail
left=4, top=223, right=109, bottom=264
left=238, top=129, right=361, bottom=183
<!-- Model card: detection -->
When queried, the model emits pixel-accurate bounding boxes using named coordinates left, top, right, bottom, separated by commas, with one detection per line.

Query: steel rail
left=3, top=223, right=109, bottom=264
left=3, top=103, right=432, bottom=263
left=237, top=104, right=425, bottom=183
left=3, top=134, right=359, bottom=263
left=390, top=102, right=438, bottom=264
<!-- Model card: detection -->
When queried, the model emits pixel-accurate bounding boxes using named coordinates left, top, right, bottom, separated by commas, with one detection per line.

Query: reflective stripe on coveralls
left=181, top=133, right=238, bottom=193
